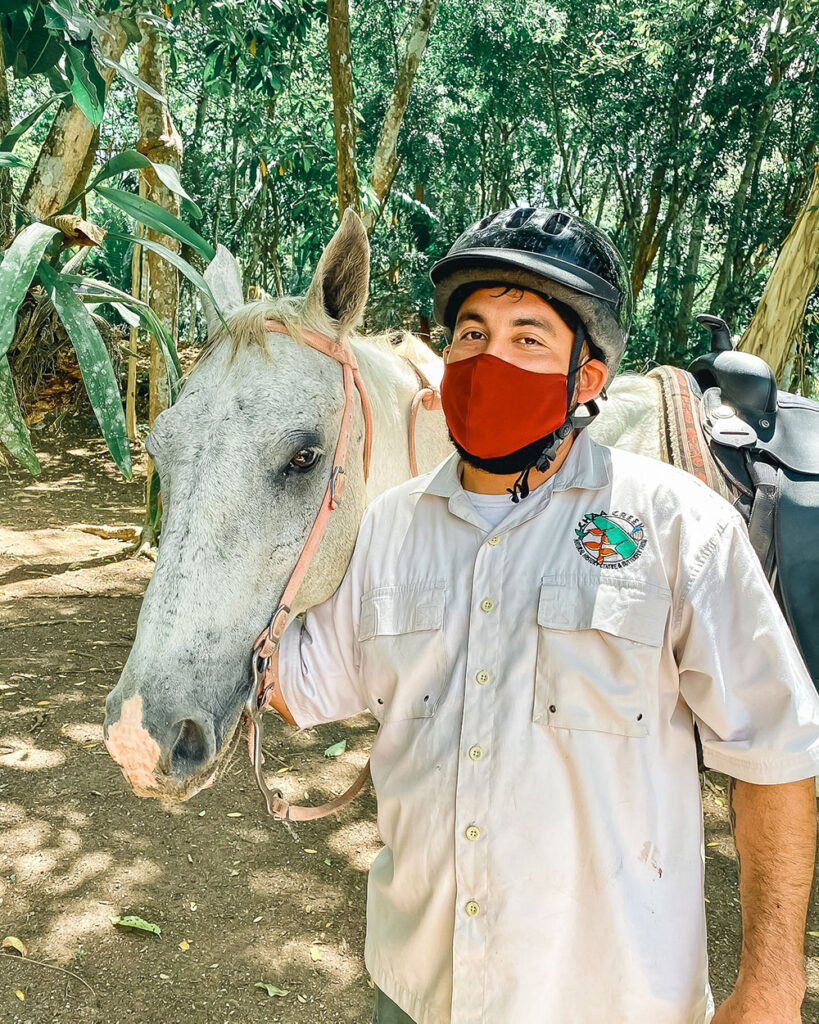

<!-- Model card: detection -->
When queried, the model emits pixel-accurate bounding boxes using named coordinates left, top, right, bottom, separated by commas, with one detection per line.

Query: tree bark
left=362, top=0, right=440, bottom=235
left=327, top=0, right=360, bottom=218
left=20, top=14, right=127, bottom=220
left=673, top=191, right=708, bottom=352
left=630, top=164, right=665, bottom=298
left=0, top=29, right=12, bottom=249
left=739, top=157, right=819, bottom=386
left=136, top=17, right=183, bottom=425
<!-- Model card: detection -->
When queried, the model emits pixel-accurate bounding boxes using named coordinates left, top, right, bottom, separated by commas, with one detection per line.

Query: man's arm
left=712, top=776, right=817, bottom=1024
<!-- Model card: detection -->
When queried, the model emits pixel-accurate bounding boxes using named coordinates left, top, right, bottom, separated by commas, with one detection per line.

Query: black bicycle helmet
left=430, top=207, right=633, bottom=386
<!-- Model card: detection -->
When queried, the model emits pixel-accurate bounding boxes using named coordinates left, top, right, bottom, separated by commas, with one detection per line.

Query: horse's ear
left=201, top=244, right=245, bottom=336
left=305, top=208, right=370, bottom=333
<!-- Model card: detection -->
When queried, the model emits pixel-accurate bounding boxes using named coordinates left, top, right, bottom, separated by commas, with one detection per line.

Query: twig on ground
left=0, top=951, right=97, bottom=1003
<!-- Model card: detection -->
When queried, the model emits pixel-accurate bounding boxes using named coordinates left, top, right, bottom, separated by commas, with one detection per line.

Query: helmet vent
left=542, top=211, right=572, bottom=235
left=506, top=207, right=536, bottom=229
left=477, top=212, right=501, bottom=231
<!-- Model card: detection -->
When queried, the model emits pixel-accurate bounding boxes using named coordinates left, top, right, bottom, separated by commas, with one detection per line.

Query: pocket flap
left=359, top=583, right=446, bottom=641
left=537, top=576, right=670, bottom=647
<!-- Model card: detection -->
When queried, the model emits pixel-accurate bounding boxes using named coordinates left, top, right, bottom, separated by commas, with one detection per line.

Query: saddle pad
left=648, top=365, right=737, bottom=502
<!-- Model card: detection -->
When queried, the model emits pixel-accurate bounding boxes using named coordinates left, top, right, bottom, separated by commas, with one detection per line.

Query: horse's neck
left=352, top=338, right=452, bottom=503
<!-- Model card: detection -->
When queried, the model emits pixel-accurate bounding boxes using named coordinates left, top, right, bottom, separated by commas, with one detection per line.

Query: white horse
left=103, top=210, right=664, bottom=801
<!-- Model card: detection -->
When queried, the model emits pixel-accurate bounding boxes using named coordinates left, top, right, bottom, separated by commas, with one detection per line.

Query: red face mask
left=440, top=352, right=570, bottom=459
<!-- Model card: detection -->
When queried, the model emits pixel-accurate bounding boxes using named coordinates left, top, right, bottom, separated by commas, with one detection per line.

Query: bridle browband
left=244, top=319, right=441, bottom=820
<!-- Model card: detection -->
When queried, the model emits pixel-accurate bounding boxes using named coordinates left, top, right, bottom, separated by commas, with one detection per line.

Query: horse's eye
left=288, top=447, right=322, bottom=472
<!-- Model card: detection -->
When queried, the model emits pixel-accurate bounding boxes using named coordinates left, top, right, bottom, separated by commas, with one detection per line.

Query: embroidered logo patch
left=574, top=511, right=647, bottom=568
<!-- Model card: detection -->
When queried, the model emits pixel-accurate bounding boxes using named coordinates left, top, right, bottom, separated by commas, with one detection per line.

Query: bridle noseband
left=244, top=320, right=440, bottom=820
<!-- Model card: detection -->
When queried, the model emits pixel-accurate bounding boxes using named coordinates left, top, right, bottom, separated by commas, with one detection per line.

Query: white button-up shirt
left=277, top=428, right=819, bottom=1024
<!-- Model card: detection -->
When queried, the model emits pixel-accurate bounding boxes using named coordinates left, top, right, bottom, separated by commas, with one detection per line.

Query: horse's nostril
left=169, top=718, right=212, bottom=777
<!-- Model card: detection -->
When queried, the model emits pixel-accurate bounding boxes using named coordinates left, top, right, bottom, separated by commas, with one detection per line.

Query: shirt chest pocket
left=533, top=575, right=670, bottom=737
left=358, top=582, right=448, bottom=722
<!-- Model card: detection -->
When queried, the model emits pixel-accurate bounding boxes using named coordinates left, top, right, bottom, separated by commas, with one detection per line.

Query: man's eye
left=288, top=448, right=322, bottom=472
left=519, top=336, right=544, bottom=347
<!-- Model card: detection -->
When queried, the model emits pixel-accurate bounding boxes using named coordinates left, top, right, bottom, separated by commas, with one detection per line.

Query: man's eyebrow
left=455, top=309, right=488, bottom=326
left=510, top=316, right=557, bottom=337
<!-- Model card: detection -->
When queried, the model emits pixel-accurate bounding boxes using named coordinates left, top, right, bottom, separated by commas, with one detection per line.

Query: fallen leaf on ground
left=226, top=812, right=242, bottom=818
left=2, top=936, right=27, bottom=956
left=255, top=982, right=289, bottom=997
left=304, top=848, right=317, bottom=854
left=310, top=946, right=322, bottom=961
left=179, top=940, right=190, bottom=950
left=15, top=990, right=24, bottom=1001
left=323, top=739, right=347, bottom=757
left=111, top=915, right=161, bottom=936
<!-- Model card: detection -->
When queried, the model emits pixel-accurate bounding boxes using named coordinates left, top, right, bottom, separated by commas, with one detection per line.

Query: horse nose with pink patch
left=104, top=690, right=217, bottom=792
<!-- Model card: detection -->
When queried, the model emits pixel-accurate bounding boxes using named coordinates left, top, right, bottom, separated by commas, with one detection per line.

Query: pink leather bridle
left=244, top=319, right=441, bottom=820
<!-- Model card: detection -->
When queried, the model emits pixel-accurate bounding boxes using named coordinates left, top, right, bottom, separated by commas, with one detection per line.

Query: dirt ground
left=0, top=412, right=817, bottom=1024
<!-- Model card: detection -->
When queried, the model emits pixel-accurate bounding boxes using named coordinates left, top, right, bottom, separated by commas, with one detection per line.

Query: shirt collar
left=409, top=428, right=610, bottom=500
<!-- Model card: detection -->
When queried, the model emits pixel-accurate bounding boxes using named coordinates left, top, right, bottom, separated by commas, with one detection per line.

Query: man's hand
left=711, top=983, right=803, bottom=1023
left=718, top=775, right=816, bottom=1022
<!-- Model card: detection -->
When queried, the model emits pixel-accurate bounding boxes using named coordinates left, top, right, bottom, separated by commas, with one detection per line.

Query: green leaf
left=63, top=39, right=105, bottom=127
left=0, top=356, right=40, bottom=475
left=98, top=53, right=167, bottom=105
left=255, top=982, right=289, bottom=997
left=0, top=91, right=69, bottom=152
left=94, top=185, right=215, bottom=260
left=0, top=152, right=28, bottom=168
left=323, top=739, right=347, bottom=758
left=148, top=464, right=162, bottom=534
left=106, top=230, right=227, bottom=332
left=54, top=271, right=182, bottom=400
left=87, top=150, right=201, bottom=218
left=110, top=915, right=161, bottom=936
left=0, top=223, right=61, bottom=362
left=37, top=261, right=132, bottom=477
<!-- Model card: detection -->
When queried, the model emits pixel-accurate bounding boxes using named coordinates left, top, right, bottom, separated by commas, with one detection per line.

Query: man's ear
left=577, top=358, right=607, bottom=405
left=442, top=344, right=451, bottom=364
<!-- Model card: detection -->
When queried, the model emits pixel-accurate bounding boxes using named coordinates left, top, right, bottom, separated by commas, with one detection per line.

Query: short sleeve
left=276, top=523, right=370, bottom=730
left=674, top=514, right=819, bottom=784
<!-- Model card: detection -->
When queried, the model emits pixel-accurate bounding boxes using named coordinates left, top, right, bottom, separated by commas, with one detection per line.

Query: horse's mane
left=187, top=294, right=432, bottom=381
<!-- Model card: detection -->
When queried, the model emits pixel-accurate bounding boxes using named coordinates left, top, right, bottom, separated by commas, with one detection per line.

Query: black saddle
left=689, top=314, right=819, bottom=693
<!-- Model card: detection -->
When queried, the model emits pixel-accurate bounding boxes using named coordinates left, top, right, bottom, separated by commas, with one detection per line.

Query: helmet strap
left=507, top=322, right=589, bottom=504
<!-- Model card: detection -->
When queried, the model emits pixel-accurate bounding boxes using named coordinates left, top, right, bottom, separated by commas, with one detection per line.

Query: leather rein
left=244, top=319, right=441, bottom=820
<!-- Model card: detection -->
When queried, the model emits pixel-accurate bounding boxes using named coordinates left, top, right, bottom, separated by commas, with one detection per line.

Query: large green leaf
left=94, top=185, right=215, bottom=260
left=0, top=91, right=70, bottom=152
left=0, top=152, right=28, bottom=168
left=97, top=54, right=167, bottom=105
left=0, top=355, right=40, bottom=475
left=0, top=223, right=61, bottom=362
left=57, top=272, right=183, bottom=400
left=37, top=261, right=132, bottom=477
left=55, top=149, right=202, bottom=219
left=63, top=38, right=105, bottom=127
left=107, top=230, right=228, bottom=332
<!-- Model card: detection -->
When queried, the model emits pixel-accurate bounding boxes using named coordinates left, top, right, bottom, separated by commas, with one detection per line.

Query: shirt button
left=475, top=670, right=491, bottom=685
left=487, top=535, right=501, bottom=546
left=480, top=598, right=495, bottom=612
left=465, top=825, right=481, bottom=841
left=465, top=900, right=481, bottom=917
left=468, top=745, right=483, bottom=761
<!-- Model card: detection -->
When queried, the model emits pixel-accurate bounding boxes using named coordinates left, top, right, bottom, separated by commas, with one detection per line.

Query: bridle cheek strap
left=243, top=320, right=435, bottom=821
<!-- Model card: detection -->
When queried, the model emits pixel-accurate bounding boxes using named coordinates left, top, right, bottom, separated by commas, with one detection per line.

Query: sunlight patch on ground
left=60, top=721, right=105, bottom=746
left=0, top=736, right=66, bottom=771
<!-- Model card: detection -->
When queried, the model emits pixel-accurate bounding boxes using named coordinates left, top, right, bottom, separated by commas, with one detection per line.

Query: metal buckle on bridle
left=245, top=647, right=286, bottom=817
left=330, top=465, right=346, bottom=508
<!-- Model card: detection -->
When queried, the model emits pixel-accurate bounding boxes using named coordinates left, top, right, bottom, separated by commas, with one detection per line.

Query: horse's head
left=103, top=211, right=375, bottom=802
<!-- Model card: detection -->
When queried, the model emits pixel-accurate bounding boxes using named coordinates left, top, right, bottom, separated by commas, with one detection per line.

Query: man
left=268, top=207, right=819, bottom=1023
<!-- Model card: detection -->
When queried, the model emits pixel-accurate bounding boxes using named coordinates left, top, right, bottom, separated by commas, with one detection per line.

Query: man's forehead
left=455, top=286, right=560, bottom=323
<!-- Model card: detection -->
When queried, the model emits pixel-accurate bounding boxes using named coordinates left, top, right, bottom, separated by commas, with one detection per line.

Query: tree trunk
left=738, top=157, right=819, bottom=386
left=20, top=14, right=127, bottom=220
left=630, top=165, right=665, bottom=298
left=136, top=17, right=183, bottom=427
left=709, top=34, right=782, bottom=318
left=327, top=0, right=360, bottom=218
left=362, top=0, right=440, bottom=235
left=0, top=30, right=12, bottom=249
left=673, top=191, right=707, bottom=353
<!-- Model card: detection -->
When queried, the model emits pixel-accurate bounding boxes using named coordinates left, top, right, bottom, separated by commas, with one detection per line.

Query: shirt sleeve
left=276, top=512, right=370, bottom=730
left=674, top=512, right=819, bottom=784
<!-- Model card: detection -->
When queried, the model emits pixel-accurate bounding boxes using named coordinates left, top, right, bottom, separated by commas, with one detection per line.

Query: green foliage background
left=5, top=0, right=819, bottom=381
